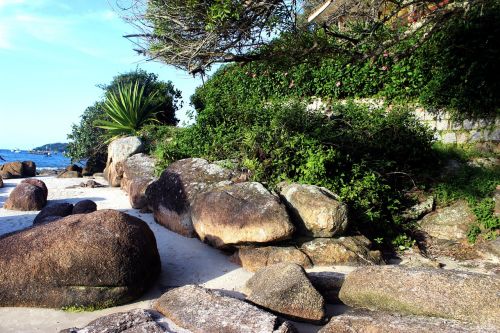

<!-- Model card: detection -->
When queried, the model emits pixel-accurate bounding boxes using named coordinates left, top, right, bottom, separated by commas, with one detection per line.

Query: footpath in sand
left=0, top=176, right=353, bottom=333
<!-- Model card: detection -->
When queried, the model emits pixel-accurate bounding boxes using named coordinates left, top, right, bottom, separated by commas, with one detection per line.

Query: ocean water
left=0, top=149, right=72, bottom=169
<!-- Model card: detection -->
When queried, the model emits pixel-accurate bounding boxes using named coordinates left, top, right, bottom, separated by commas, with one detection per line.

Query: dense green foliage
left=99, top=70, right=182, bottom=125
left=416, top=1, right=500, bottom=117
left=66, top=70, right=182, bottom=167
left=96, top=81, right=161, bottom=138
left=66, top=102, right=108, bottom=167
left=190, top=0, right=499, bottom=118
left=430, top=145, right=500, bottom=242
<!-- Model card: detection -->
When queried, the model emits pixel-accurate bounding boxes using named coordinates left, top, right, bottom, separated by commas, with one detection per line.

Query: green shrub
left=432, top=161, right=500, bottom=241
left=95, top=81, right=161, bottom=139
left=100, top=69, right=182, bottom=125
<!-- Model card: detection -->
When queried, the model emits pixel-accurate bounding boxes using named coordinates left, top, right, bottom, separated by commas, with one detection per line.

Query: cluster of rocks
left=102, top=137, right=374, bottom=270
left=0, top=160, right=36, bottom=179
left=103, top=146, right=382, bottom=270
left=101, top=137, right=499, bottom=269
left=1, top=162, right=161, bottom=309
left=62, top=263, right=500, bottom=332
left=33, top=199, right=97, bottom=224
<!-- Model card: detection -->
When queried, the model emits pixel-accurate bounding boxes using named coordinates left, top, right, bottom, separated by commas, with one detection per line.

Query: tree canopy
left=100, top=69, right=182, bottom=125
left=118, top=0, right=482, bottom=74
left=66, top=70, right=182, bottom=167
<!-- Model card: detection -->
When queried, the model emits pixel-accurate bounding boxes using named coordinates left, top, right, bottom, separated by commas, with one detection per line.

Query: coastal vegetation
left=122, top=0, right=498, bottom=247
left=66, top=69, right=182, bottom=172
left=66, top=0, right=499, bottom=247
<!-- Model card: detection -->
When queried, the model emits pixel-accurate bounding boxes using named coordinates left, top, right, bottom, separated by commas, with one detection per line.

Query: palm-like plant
left=95, top=81, right=161, bottom=138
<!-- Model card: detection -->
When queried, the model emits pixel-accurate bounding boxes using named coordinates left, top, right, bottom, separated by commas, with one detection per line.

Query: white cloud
left=0, top=0, right=125, bottom=58
left=0, top=0, right=25, bottom=8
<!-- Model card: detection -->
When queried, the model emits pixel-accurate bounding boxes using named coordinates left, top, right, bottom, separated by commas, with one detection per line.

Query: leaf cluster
left=96, top=81, right=161, bottom=139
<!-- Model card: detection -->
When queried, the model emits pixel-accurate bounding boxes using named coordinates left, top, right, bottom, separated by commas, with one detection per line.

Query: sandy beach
left=0, top=176, right=354, bottom=333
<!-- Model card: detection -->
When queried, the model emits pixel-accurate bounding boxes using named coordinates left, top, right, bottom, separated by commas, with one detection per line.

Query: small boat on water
left=11, top=148, right=21, bottom=153
left=28, top=150, right=52, bottom=156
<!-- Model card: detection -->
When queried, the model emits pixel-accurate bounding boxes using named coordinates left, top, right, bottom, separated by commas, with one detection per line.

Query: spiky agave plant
left=95, top=81, right=160, bottom=139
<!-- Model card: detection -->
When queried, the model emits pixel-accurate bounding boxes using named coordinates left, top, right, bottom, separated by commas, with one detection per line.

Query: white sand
left=0, top=176, right=355, bottom=333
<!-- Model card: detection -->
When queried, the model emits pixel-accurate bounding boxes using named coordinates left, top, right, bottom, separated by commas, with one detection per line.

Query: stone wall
left=307, top=98, right=500, bottom=146
left=413, top=108, right=500, bottom=145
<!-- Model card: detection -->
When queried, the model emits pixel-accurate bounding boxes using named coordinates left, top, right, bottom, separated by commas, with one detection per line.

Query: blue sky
left=0, top=0, right=202, bottom=149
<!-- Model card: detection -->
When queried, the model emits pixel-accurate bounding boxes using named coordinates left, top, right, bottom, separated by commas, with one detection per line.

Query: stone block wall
left=307, top=98, right=500, bottom=145
left=413, top=108, right=500, bottom=145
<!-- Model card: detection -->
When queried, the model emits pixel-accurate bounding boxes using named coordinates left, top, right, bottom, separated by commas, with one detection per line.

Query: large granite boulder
left=33, top=202, right=74, bottom=225
left=60, top=309, right=165, bottom=333
left=153, top=285, right=296, bottom=333
left=244, top=263, right=325, bottom=323
left=146, top=158, right=234, bottom=237
left=4, top=182, right=47, bottom=211
left=0, top=161, right=36, bottom=179
left=319, top=310, right=498, bottom=333
left=121, top=153, right=157, bottom=209
left=279, top=183, right=348, bottom=237
left=192, top=182, right=295, bottom=248
left=339, top=266, right=500, bottom=327
left=0, top=210, right=160, bottom=308
left=419, top=200, right=476, bottom=240
left=72, top=199, right=97, bottom=214
left=300, top=236, right=383, bottom=266
left=231, top=245, right=312, bottom=272
left=104, top=136, right=144, bottom=187
left=22, top=178, right=48, bottom=201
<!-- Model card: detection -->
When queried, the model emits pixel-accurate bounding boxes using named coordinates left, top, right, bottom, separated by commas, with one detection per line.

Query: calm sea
left=0, top=149, right=72, bottom=169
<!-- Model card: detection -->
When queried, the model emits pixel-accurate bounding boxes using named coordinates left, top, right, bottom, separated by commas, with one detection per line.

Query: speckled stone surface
left=60, top=309, right=166, bottom=333
left=319, top=309, right=498, bottom=333
left=339, top=266, right=500, bottom=327
left=154, top=285, right=296, bottom=333
left=244, top=263, right=325, bottom=323
left=192, top=182, right=295, bottom=248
